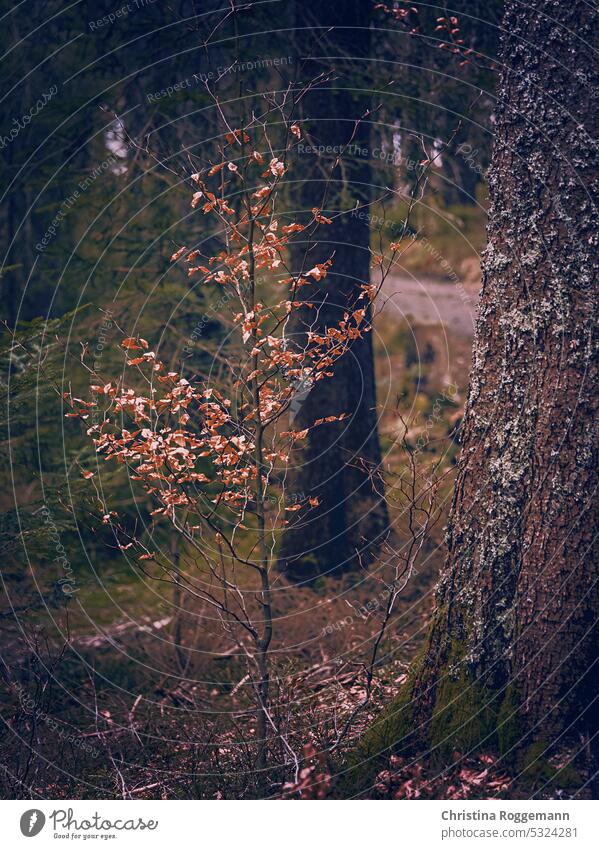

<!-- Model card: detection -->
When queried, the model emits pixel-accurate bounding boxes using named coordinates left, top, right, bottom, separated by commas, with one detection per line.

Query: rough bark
left=351, top=0, right=599, bottom=775
left=416, top=0, right=599, bottom=755
left=279, top=1, right=388, bottom=582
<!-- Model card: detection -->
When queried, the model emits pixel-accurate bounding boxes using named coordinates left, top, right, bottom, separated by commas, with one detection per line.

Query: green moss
left=311, top=576, right=327, bottom=594
left=496, top=684, right=520, bottom=758
left=335, top=657, right=424, bottom=796
left=279, top=551, right=322, bottom=582
left=427, top=644, right=522, bottom=763
left=520, top=741, right=583, bottom=790
left=428, top=671, right=498, bottom=762
left=336, top=629, right=526, bottom=796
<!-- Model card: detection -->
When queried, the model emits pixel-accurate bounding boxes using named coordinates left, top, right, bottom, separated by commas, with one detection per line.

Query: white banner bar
left=1, top=799, right=597, bottom=848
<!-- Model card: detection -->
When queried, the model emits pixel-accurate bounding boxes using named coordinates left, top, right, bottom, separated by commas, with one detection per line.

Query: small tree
left=67, top=110, right=395, bottom=774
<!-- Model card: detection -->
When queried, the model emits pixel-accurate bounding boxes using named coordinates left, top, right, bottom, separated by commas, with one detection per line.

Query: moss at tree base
left=335, top=661, right=423, bottom=796
left=335, top=657, right=524, bottom=796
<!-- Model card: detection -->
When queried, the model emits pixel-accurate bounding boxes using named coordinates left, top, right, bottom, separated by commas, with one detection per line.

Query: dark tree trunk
left=279, top=1, right=388, bottom=582
left=440, top=151, right=481, bottom=206
left=350, top=0, right=599, bottom=775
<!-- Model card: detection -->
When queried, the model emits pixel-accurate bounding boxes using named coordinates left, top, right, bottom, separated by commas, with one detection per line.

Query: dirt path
left=380, top=273, right=480, bottom=337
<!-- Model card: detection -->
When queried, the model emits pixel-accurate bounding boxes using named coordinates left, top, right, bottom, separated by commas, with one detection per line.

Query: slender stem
left=247, top=206, right=273, bottom=774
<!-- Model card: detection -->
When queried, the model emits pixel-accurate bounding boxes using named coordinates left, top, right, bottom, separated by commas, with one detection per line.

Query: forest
left=0, top=0, right=597, bottom=804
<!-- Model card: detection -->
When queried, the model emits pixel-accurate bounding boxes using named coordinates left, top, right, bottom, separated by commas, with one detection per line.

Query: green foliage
left=0, top=313, right=87, bottom=611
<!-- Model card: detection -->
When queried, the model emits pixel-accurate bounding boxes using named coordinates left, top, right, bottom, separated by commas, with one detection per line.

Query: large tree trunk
left=413, top=0, right=599, bottom=759
left=351, top=0, right=599, bottom=775
left=279, top=1, right=388, bottom=582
